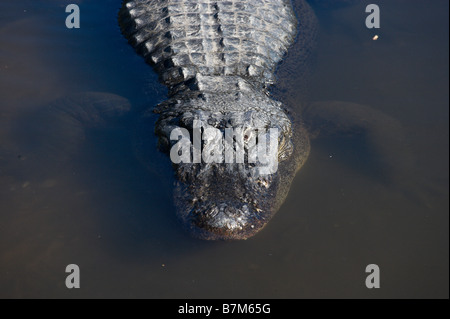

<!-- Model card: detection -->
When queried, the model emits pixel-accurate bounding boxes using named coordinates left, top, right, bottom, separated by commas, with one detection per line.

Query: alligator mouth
left=180, top=200, right=267, bottom=240
left=173, top=163, right=279, bottom=240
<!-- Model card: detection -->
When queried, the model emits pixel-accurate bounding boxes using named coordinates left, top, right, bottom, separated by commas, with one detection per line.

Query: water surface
left=0, top=0, right=448, bottom=298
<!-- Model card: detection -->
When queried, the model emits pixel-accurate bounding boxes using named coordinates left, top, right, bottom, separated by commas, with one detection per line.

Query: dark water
left=0, top=0, right=448, bottom=298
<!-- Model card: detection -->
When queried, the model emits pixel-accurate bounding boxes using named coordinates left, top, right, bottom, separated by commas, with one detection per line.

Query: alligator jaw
left=174, top=163, right=283, bottom=240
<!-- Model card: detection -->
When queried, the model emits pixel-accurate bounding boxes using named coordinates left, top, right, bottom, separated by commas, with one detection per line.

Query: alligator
left=117, top=0, right=318, bottom=240
left=10, top=0, right=409, bottom=241
left=115, top=0, right=412, bottom=240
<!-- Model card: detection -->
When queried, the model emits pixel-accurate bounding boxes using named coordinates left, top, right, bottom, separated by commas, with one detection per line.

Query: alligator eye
left=278, top=137, right=293, bottom=161
left=242, top=128, right=254, bottom=143
left=257, top=177, right=270, bottom=188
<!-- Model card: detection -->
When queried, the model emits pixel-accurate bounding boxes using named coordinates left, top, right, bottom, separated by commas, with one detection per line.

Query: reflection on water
left=0, top=0, right=448, bottom=298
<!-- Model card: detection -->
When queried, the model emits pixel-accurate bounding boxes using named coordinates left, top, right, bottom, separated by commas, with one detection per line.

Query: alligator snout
left=184, top=200, right=259, bottom=240
left=174, top=163, right=279, bottom=240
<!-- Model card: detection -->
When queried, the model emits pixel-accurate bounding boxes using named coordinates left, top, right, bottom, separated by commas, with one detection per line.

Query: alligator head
left=154, top=79, right=309, bottom=240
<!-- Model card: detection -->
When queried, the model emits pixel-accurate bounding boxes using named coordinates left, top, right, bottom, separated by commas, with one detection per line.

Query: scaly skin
left=119, top=0, right=316, bottom=239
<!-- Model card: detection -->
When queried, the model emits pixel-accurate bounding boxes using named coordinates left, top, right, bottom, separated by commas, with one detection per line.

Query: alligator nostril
left=207, top=206, right=219, bottom=218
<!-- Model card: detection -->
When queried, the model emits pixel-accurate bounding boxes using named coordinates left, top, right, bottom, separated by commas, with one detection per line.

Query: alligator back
left=119, top=0, right=297, bottom=95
